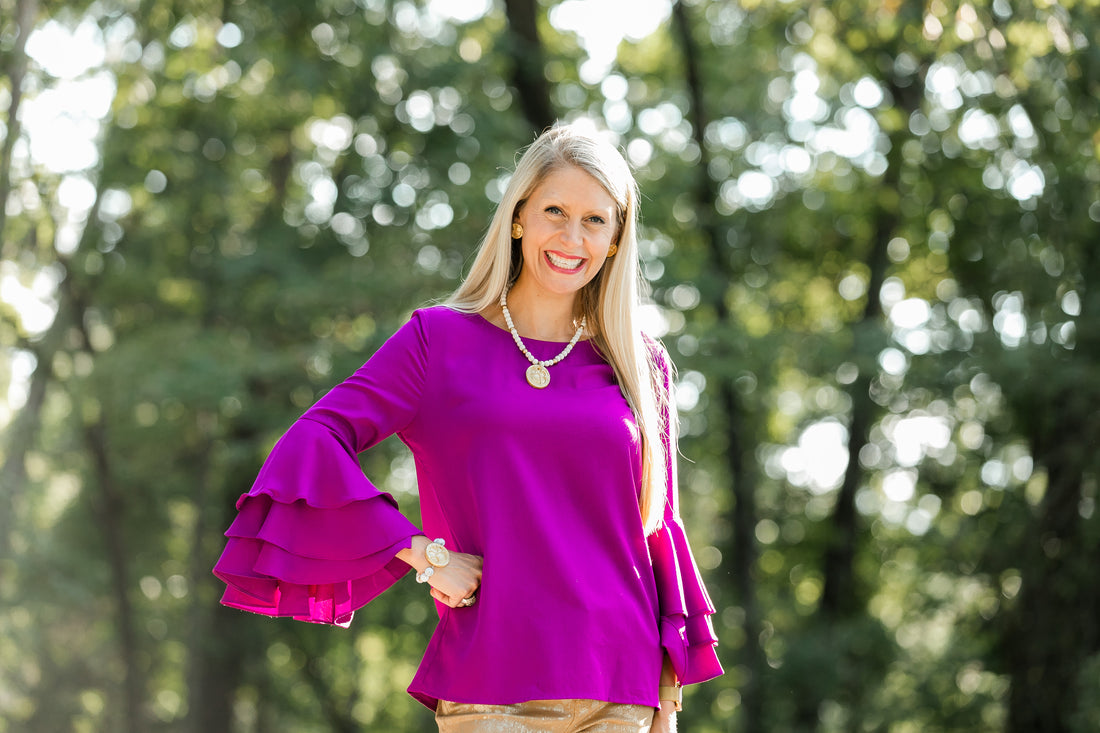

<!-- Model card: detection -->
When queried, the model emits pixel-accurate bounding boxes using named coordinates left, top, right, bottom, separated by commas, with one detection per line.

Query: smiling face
left=512, top=164, right=620, bottom=302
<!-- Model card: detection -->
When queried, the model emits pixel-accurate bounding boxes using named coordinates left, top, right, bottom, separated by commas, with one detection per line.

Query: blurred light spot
left=153, top=689, right=182, bottom=721
left=882, top=469, right=916, bottom=502
left=959, top=490, right=983, bottom=515
left=669, top=284, right=700, bottom=310
left=550, top=0, right=670, bottom=83
left=795, top=577, right=822, bottom=606
left=627, top=138, right=653, bottom=167
left=448, top=162, right=471, bottom=185
left=697, top=545, right=722, bottom=570
left=638, top=304, right=669, bottom=338
left=1006, top=104, right=1035, bottom=138
left=837, top=274, right=865, bottom=301
left=782, top=420, right=849, bottom=494
left=429, top=0, right=493, bottom=23
left=889, top=414, right=951, bottom=466
left=140, top=576, right=163, bottom=600
left=887, top=237, right=910, bottom=262
left=836, top=362, right=859, bottom=385
left=1, top=268, right=57, bottom=336
left=145, top=170, right=168, bottom=193
left=878, top=347, right=908, bottom=376
left=166, top=575, right=188, bottom=598
left=780, top=145, right=811, bottom=175
left=755, top=519, right=779, bottom=545
left=458, top=37, right=482, bottom=62
left=57, top=175, right=97, bottom=213
left=601, top=73, right=628, bottom=101
left=852, top=77, right=884, bottom=108
left=1006, top=161, right=1044, bottom=201
left=26, top=19, right=105, bottom=77
left=889, top=298, right=930, bottom=329
left=309, top=115, right=354, bottom=152
left=735, top=170, right=775, bottom=207
left=959, top=421, right=984, bottom=450
left=1061, top=290, right=1080, bottom=317
left=958, top=108, right=999, bottom=149
left=880, top=277, right=906, bottom=308
left=217, top=22, right=243, bottom=48
left=392, top=182, right=416, bottom=207
left=417, top=245, right=442, bottom=271
left=168, top=19, right=197, bottom=49
left=981, top=459, right=1007, bottom=488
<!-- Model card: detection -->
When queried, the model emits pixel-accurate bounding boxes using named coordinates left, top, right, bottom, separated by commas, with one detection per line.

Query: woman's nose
left=561, top=219, right=583, bottom=246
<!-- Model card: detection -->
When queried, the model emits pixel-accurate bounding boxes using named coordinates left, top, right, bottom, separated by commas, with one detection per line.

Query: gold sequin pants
left=435, top=698, right=655, bottom=732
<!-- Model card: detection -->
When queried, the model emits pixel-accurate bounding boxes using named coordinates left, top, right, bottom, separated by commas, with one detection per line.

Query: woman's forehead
left=528, top=165, right=617, bottom=209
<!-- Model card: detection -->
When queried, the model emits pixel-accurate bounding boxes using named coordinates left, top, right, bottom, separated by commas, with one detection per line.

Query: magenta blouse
left=213, top=306, right=722, bottom=709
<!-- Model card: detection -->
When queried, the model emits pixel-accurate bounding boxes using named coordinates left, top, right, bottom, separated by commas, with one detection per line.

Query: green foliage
left=2, top=0, right=1099, bottom=731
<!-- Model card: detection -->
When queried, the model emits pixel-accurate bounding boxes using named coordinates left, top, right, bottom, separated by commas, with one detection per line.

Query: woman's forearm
left=660, top=652, right=678, bottom=686
left=395, top=534, right=430, bottom=570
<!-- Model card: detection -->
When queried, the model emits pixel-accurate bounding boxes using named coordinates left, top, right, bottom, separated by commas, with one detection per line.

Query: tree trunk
left=672, top=3, right=765, bottom=731
left=1006, top=422, right=1096, bottom=733
left=501, top=0, right=556, bottom=133
left=64, top=276, right=145, bottom=733
left=1005, top=226, right=1100, bottom=733
left=0, top=0, right=38, bottom=246
left=819, top=130, right=897, bottom=617
left=0, top=320, right=62, bottom=555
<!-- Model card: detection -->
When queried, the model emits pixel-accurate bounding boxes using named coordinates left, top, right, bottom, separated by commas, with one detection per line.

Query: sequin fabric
left=435, top=699, right=655, bottom=732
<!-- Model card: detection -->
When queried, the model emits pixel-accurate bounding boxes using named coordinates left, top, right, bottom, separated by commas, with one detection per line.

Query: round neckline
left=472, top=312, right=593, bottom=348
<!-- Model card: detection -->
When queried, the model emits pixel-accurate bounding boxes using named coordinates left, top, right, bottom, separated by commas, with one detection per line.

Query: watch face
left=425, top=542, right=450, bottom=568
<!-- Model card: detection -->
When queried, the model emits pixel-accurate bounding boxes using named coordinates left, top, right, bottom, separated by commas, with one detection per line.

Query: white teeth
left=547, top=252, right=583, bottom=269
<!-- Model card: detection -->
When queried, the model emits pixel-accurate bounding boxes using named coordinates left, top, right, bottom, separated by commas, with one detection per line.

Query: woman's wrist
left=396, top=534, right=431, bottom=572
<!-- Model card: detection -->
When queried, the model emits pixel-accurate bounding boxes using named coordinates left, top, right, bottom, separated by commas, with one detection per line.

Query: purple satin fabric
left=213, top=306, right=722, bottom=709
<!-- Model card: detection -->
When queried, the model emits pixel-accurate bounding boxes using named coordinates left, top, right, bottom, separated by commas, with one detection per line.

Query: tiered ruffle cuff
left=213, top=418, right=419, bottom=627
left=649, top=516, right=724, bottom=685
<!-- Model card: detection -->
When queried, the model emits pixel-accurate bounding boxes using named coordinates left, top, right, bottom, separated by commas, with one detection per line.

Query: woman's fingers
left=427, top=551, right=482, bottom=608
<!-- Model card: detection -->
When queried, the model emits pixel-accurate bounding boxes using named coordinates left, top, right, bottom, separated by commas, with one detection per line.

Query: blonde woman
left=214, top=123, right=722, bottom=732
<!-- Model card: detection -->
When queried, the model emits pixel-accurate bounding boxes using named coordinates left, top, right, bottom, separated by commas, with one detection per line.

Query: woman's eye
left=545, top=206, right=562, bottom=215
left=588, top=216, right=606, bottom=225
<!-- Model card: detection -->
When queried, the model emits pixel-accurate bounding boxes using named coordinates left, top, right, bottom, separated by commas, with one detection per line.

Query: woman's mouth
left=545, top=251, right=585, bottom=273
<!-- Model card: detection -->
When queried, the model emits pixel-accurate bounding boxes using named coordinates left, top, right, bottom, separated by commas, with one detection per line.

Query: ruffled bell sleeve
left=213, top=312, right=429, bottom=627
left=647, top=343, right=724, bottom=685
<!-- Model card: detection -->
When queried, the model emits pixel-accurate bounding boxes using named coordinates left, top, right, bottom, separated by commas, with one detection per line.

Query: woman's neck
left=503, top=281, right=583, bottom=342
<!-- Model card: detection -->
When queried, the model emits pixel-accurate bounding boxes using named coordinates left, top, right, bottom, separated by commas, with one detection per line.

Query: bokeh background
left=2, top=0, right=1099, bottom=731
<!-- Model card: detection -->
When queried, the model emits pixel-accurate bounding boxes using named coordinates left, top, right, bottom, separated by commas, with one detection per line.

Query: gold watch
left=659, top=683, right=682, bottom=711
left=424, top=538, right=450, bottom=568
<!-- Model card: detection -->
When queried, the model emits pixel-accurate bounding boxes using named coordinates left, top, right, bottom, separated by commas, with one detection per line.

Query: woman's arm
left=214, top=312, right=433, bottom=624
left=654, top=653, right=679, bottom=732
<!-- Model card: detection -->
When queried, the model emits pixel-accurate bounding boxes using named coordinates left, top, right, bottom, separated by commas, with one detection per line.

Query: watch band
left=659, top=684, right=682, bottom=711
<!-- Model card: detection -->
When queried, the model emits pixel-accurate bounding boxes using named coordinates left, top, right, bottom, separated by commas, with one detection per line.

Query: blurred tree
left=3, top=0, right=1100, bottom=732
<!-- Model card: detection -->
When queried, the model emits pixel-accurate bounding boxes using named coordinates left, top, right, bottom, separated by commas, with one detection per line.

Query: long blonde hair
left=446, top=123, right=675, bottom=535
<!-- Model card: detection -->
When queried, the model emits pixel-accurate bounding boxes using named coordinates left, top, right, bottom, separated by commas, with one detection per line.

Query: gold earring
left=511, top=222, right=524, bottom=239
left=607, top=243, right=618, bottom=257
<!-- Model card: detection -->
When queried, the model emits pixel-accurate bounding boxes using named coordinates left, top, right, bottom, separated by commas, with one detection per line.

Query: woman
left=214, top=123, right=722, bottom=732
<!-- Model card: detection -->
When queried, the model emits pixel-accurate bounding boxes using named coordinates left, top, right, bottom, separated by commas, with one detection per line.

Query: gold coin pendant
left=525, top=364, right=551, bottom=389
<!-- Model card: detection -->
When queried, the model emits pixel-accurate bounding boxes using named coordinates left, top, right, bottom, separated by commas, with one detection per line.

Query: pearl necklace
left=499, top=287, right=586, bottom=389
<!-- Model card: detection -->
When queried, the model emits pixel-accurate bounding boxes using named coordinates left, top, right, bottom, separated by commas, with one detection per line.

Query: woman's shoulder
left=411, top=303, right=480, bottom=328
left=405, top=304, right=489, bottom=343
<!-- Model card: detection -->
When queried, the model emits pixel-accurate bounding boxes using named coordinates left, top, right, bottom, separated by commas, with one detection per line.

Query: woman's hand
left=652, top=702, right=677, bottom=733
left=397, top=536, right=483, bottom=609
left=427, top=550, right=483, bottom=608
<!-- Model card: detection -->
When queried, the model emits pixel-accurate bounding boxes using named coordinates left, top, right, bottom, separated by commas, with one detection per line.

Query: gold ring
left=459, top=594, right=477, bottom=607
